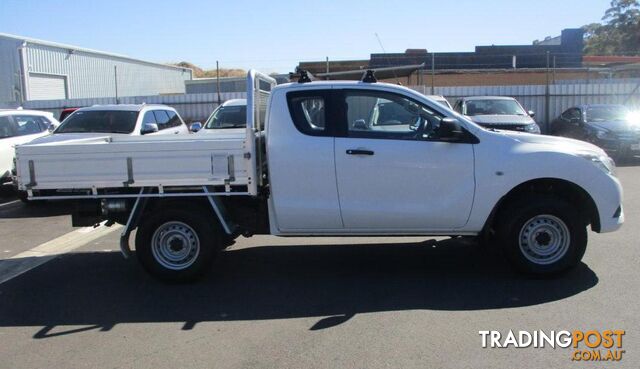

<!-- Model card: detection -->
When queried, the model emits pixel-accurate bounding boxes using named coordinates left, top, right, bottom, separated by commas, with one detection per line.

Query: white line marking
left=0, top=223, right=122, bottom=284
left=0, top=200, right=20, bottom=208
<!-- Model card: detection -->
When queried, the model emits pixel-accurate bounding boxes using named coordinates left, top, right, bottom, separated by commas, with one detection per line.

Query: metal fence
left=412, top=80, right=640, bottom=132
left=3, top=79, right=639, bottom=131
left=5, top=92, right=246, bottom=123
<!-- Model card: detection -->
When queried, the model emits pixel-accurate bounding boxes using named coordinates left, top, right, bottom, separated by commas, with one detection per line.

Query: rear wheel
left=497, top=195, right=587, bottom=275
left=135, top=208, right=219, bottom=282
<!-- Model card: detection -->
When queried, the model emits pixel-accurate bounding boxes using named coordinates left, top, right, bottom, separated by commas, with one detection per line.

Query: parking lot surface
left=0, top=165, right=638, bottom=369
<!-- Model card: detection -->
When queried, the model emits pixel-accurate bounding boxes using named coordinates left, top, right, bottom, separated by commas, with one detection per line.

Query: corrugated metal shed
left=0, top=33, right=192, bottom=105
left=185, top=77, right=247, bottom=94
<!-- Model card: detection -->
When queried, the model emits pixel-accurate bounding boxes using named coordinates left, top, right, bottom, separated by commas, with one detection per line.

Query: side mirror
left=190, top=122, right=203, bottom=133
left=434, top=118, right=465, bottom=142
left=353, top=119, right=368, bottom=130
left=47, top=125, right=56, bottom=133
left=141, top=122, right=159, bottom=135
left=528, top=110, right=535, bottom=118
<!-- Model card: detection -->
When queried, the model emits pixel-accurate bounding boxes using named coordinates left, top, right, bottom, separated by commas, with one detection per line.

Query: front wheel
left=497, top=195, right=587, bottom=275
left=135, top=208, right=219, bottom=282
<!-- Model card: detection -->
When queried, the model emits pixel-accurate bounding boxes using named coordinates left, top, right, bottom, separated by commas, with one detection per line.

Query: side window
left=343, top=90, right=443, bottom=140
left=287, top=91, right=328, bottom=136
left=165, top=110, right=183, bottom=128
left=453, top=100, right=462, bottom=112
left=36, top=116, right=50, bottom=131
left=142, top=111, right=156, bottom=125
left=12, top=115, right=46, bottom=136
left=153, top=110, right=171, bottom=130
left=573, top=108, right=582, bottom=121
left=0, top=116, right=15, bottom=139
left=562, top=108, right=580, bottom=121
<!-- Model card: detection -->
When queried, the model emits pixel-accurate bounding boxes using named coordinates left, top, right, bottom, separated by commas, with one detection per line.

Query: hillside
left=172, top=62, right=246, bottom=78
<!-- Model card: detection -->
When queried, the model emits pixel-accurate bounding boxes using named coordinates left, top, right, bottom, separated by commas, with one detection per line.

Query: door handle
left=346, top=149, right=374, bottom=156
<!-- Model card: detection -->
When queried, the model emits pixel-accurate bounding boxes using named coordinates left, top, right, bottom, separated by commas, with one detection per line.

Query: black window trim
left=286, top=89, right=337, bottom=137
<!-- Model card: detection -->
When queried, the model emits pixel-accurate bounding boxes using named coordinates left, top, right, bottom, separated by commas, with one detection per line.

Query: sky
left=0, top=0, right=611, bottom=73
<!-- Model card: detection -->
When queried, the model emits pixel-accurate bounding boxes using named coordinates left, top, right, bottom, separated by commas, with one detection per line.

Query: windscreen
left=55, top=110, right=138, bottom=134
left=465, top=99, right=526, bottom=116
left=204, top=105, right=247, bottom=129
left=586, top=106, right=629, bottom=122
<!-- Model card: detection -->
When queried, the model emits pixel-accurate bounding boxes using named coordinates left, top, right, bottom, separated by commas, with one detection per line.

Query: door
left=28, top=73, right=68, bottom=100
left=334, top=89, right=476, bottom=231
left=267, top=89, right=343, bottom=231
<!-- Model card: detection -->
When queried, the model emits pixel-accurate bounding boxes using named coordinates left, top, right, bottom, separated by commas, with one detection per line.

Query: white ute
left=15, top=70, right=624, bottom=281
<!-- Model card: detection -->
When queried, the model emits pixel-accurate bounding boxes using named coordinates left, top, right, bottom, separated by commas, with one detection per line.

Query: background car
left=550, top=104, right=640, bottom=160
left=0, top=109, right=59, bottom=183
left=453, top=96, right=540, bottom=133
left=425, top=95, right=452, bottom=109
left=59, top=107, right=79, bottom=122
left=30, top=104, right=190, bottom=144
left=198, top=99, right=247, bottom=136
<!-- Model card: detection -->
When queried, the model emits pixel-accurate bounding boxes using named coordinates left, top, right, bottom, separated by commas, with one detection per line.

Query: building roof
left=78, top=104, right=172, bottom=112
left=0, top=33, right=191, bottom=73
left=459, top=96, right=519, bottom=101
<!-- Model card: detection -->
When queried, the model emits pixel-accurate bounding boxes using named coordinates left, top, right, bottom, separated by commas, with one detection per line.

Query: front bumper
left=593, top=175, right=624, bottom=233
left=593, top=137, right=640, bottom=155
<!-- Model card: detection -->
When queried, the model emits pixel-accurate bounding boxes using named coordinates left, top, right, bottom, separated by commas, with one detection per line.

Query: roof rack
left=361, top=70, right=377, bottom=83
left=297, top=69, right=315, bottom=83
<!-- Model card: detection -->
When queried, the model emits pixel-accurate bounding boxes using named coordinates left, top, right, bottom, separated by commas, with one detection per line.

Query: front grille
left=615, top=132, right=640, bottom=141
left=480, top=124, right=527, bottom=132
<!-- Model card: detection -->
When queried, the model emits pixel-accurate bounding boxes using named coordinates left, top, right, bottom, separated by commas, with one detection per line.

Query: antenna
left=374, top=32, right=400, bottom=84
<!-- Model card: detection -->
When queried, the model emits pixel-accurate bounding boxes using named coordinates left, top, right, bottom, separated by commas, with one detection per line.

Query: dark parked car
left=550, top=104, right=640, bottom=160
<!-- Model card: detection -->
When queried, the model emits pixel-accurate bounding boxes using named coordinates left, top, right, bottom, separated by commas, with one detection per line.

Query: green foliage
left=583, top=0, right=640, bottom=55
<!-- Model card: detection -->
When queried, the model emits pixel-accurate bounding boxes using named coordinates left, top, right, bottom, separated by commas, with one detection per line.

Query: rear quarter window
left=286, top=90, right=331, bottom=136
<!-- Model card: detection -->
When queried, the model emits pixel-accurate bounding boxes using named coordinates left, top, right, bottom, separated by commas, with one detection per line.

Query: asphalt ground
left=0, top=163, right=638, bottom=369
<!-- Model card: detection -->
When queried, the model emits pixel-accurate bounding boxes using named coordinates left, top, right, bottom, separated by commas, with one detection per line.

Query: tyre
left=497, top=195, right=587, bottom=275
left=17, top=190, right=29, bottom=203
left=135, top=208, right=220, bottom=282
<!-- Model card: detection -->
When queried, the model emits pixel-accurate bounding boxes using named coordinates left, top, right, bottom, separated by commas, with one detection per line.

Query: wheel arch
left=483, top=177, right=601, bottom=235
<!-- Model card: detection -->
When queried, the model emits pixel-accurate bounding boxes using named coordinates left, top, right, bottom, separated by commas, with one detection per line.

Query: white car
left=16, top=70, right=623, bottom=281
left=453, top=96, right=541, bottom=134
left=425, top=95, right=452, bottom=109
left=29, top=104, right=190, bottom=145
left=0, top=109, right=59, bottom=183
left=197, top=99, right=247, bottom=137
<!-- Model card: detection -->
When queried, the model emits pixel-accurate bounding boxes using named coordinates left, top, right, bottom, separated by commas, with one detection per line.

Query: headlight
left=594, top=129, right=611, bottom=139
left=524, top=123, right=541, bottom=134
left=577, top=153, right=615, bottom=175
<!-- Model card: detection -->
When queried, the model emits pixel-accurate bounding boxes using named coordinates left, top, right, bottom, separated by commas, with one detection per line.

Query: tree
left=583, top=0, right=640, bottom=55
